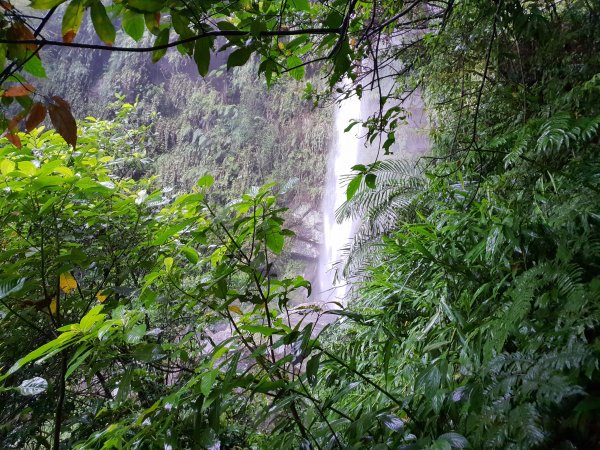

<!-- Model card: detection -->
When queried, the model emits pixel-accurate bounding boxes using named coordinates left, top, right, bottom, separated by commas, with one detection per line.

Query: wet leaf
left=17, top=377, right=48, bottom=396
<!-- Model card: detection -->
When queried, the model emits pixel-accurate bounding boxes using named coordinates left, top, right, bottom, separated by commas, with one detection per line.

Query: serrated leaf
left=17, top=377, right=48, bottom=396
left=90, top=0, right=116, bottom=45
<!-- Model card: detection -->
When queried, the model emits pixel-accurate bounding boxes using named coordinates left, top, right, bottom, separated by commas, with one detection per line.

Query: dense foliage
left=0, top=0, right=599, bottom=449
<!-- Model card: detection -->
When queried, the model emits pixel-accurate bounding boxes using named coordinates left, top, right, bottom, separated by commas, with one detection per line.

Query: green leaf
left=65, top=347, right=93, bottom=380
left=378, top=413, right=404, bottom=432
left=0, top=278, right=25, bottom=300
left=181, top=246, right=199, bottom=264
left=126, top=0, right=164, bottom=12
left=266, top=230, right=284, bottom=254
left=122, top=9, right=145, bottom=41
left=227, top=46, right=252, bottom=69
left=152, top=28, right=169, bottom=63
left=306, top=354, right=320, bottom=386
left=439, top=433, right=469, bottom=448
left=62, top=0, right=85, bottom=42
left=201, top=369, right=218, bottom=396
left=346, top=174, right=363, bottom=201
left=197, top=174, right=214, bottom=188
left=126, top=324, right=146, bottom=344
left=194, top=38, right=211, bottom=77
left=240, top=325, right=278, bottom=336
left=30, top=0, right=67, bottom=9
left=289, top=0, right=310, bottom=11
left=365, top=173, right=376, bottom=189
left=22, top=55, right=46, bottom=78
left=90, top=0, right=116, bottom=45
left=287, top=56, right=304, bottom=81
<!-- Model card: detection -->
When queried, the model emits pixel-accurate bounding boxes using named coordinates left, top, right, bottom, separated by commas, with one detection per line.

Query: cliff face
left=37, top=15, right=333, bottom=284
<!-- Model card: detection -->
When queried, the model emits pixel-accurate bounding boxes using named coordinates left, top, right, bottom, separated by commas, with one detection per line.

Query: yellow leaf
left=49, top=297, right=57, bottom=316
left=59, top=272, right=77, bottom=294
left=228, top=305, right=243, bottom=315
left=277, top=41, right=285, bottom=51
left=96, top=292, right=107, bottom=303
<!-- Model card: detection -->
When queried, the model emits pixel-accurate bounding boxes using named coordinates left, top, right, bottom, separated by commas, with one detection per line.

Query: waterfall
left=317, top=92, right=362, bottom=303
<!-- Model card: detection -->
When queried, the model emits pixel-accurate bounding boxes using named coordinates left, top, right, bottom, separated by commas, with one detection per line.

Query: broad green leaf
left=181, top=246, right=199, bottom=264
left=152, top=28, right=169, bottom=63
left=289, top=0, right=310, bottom=11
left=125, top=324, right=146, bottom=344
left=365, top=173, right=376, bottom=189
left=227, top=46, right=252, bottom=69
left=62, top=0, right=85, bottom=43
left=164, top=256, right=174, bottom=272
left=22, top=55, right=46, bottom=77
left=194, top=38, right=211, bottom=77
left=197, top=174, right=214, bottom=188
left=266, top=230, right=284, bottom=254
left=126, top=0, right=164, bottom=12
left=439, top=433, right=469, bottom=448
left=201, top=369, right=218, bottom=396
left=346, top=174, right=362, bottom=201
left=90, top=0, right=116, bottom=45
left=287, top=56, right=304, bottom=81
left=30, top=0, right=67, bottom=8
left=122, top=9, right=145, bottom=41
left=0, top=159, right=15, bottom=175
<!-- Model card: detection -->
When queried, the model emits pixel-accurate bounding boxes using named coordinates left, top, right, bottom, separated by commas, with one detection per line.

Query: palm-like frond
left=335, top=159, right=426, bottom=277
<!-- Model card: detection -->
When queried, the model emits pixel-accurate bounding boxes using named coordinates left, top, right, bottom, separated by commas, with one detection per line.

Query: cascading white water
left=317, top=92, right=362, bottom=303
